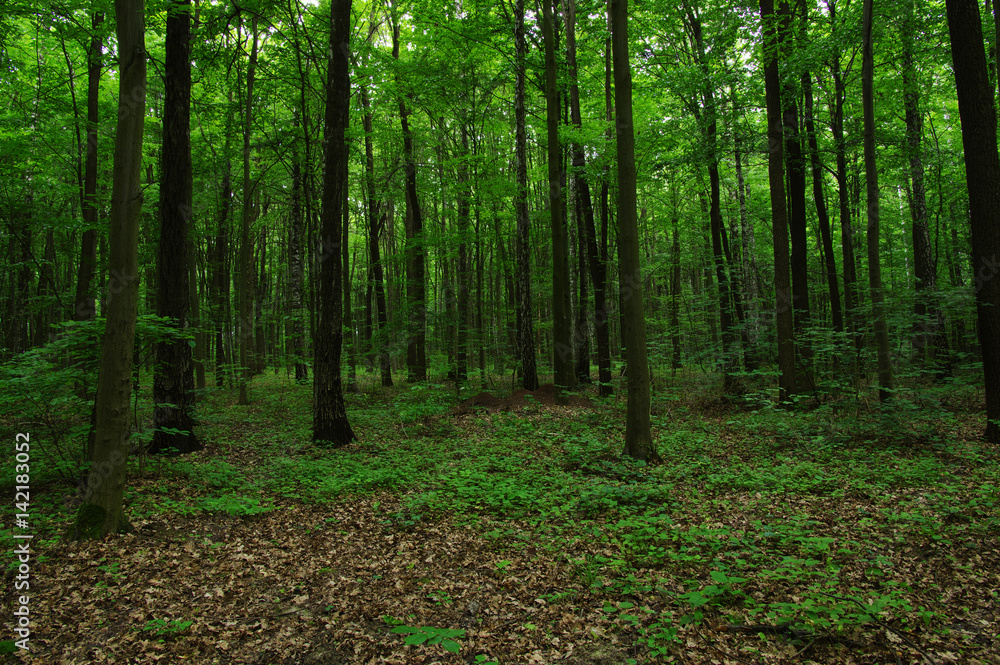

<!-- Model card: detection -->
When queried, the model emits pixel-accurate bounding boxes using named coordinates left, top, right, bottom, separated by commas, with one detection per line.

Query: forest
left=1, top=0, right=999, bottom=661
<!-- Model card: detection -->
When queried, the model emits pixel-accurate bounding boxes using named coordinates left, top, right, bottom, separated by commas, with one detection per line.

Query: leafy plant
left=388, top=624, right=466, bottom=654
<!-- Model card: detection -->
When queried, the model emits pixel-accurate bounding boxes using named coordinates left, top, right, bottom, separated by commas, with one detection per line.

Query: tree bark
left=761, top=0, right=796, bottom=402
left=313, top=0, right=356, bottom=446
left=945, top=0, right=1000, bottom=442
left=151, top=0, right=200, bottom=456
left=74, top=11, right=104, bottom=323
left=237, top=16, right=258, bottom=405
left=71, top=0, right=146, bottom=540
left=543, top=0, right=573, bottom=394
left=290, top=111, right=307, bottom=383
left=611, top=0, right=654, bottom=461
left=862, top=0, right=894, bottom=402
left=513, top=0, right=539, bottom=391
left=392, top=19, right=427, bottom=382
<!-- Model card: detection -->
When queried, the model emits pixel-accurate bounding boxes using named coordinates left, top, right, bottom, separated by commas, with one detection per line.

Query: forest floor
left=2, top=368, right=1000, bottom=664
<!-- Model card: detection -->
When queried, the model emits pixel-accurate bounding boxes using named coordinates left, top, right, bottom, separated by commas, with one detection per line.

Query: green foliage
left=198, top=494, right=271, bottom=517
left=387, top=624, right=466, bottom=654
left=141, top=618, right=193, bottom=640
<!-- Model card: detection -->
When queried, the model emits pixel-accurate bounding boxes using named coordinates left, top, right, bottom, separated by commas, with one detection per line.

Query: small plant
left=142, top=618, right=192, bottom=640
left=388, top=624, right=466, bottom=653
left=199, top=494, right=271, bottom=516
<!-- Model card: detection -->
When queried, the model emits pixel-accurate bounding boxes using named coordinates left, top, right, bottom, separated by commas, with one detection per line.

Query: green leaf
left=404, top=633, right=430, bottom=645
left=442, top=639, right=461, bottom=653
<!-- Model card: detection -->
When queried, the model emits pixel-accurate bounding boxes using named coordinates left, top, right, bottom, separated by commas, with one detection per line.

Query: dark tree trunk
left=803, top=71, right=843, bottom=334
left=151, top=0, right=200, bottom=456
left=761, top=0, right=797, bottom=402
left=564, top=0, right=592, bottom=385
left=313, top=0, right=356, bottom=446
left=213, top=168, right=232, bottom=388
left=945, top=0, right=1000, bottom=442
left=671, top=216, right=682, bottom=372
left=392, top=20, right=427, bottom=382
left=456, top=122, right=472, bottom=385
left=74, top=11, right=103, bottom=323
left=513, top=0, right=538, bottom=390
left=71, top=0, right=146, bottom=539
left=543, top=0, right=573, bottom=394
left=237, top=16, right=258, bottom=405
left=361, top=84, right=391, bottom=387
left=862, top=0, right=894, bottom=402
left=611, top=0, right=654, bottom=461
left=902, top=0, right=942, bottom=370
left=290, top=112, right=307, bottom=383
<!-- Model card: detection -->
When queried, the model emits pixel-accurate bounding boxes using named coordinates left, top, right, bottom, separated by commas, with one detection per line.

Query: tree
left=945, top=0, right=1000, bottom=442
left=611, top=0, right=654, bottom=462
left=543, top=0, right=573, bottom=393
left=237, top=15, right=259, bottom=405
left=862, top=0, right=894, bottom=402
left=313, top=0, right=356, bottom=447
left=70, top=0, right=146, bottom=539
left=150, top=0, right=201, bottom=456
left=761, top=0, right=796, bottom=403
left=513, top=0, right=539, bottom=391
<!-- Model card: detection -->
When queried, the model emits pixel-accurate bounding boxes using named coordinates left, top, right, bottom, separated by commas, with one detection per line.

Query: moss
left=65, top=503, right=132, bottom=541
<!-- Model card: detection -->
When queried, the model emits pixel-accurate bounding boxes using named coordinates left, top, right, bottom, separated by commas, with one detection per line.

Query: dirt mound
left=453, top=383, right=593, bottom=415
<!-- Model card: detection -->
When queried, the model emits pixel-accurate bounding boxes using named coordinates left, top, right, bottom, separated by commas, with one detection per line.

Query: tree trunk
left=237, top=16, right=258, bottom=405
left=902, top=0, right=941, bottom=370
left=290, top=112, right=307, bottom=383
left=761, top=0, right=796, bottom=403
left=862, top=0, right=894, bottom=402
left=671, top=216, right=682, bottom=372
left=392, top=20, right=427, bottom=382
left=313, top=0, right=356, bottom=446
left=611, top=0, right=654, bottom=461
left=513, top=0, right=539, bottom=391
left=456, top=122, right=472, bottom=385
left=803, top=71, right=843, bottom=334
left=543, top=0, right=573, bottom=394
left=361, top=83, right=391, bottom=387
left=70, top=0, right=146, bottom=539
left=151, top=0, right=200, bottom=456
left=945, top=0, right=1000, bottom=442
left=74, top=11, right=103, bottom=323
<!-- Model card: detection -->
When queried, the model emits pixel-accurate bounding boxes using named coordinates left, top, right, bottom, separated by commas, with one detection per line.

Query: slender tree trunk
left=343, top=183, right=358, bottom=393
left=151, top=0, right=200, bottom=456
left=563, top=0, right=593, bottom=385
left=611, top=0, right=654, bottom=461
left=237, top=16, right=258, bottom=405
left=945, top=0, right=1000, bottom=442
left=804, top=72, right=843, bottom=334
left=74, top=11, right=103, bottom=323
left=761, top=0, right=796, bottom=402
left=862, top=0, right=894, bottom=402
left=71, top=0, right=146, bottom=539
left=456, top=122, right=472, bottom=385
left=392, top=20, right=427, bottom=382
left=902, top=0, right=941, bottom=369
left=513, top=0, right=538, bottom=390
left=543, top=0, right=573, bottom=394
left=671, top=216, right=682, bottom=372
left=214, top=168, right=232, bottom=387
left=290, top=112, right=307, bottom=383
left=313, top=0, right=356, bottom=446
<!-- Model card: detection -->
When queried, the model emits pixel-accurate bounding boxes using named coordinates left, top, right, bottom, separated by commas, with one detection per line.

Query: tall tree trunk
left=151, top=0, right=200, bottom=456
left=543, top=0, right=573, bottom=393
left=761, top=0, right=796, bottom=402
left=734, top=134, right=761, bottom=366
left=189, top=233, right=206, bottom=389
left=343, top=183, right=358, bottom=393
left=902, top=0, right=941, bottom=369
left=237, top=16, right=258, bottom=405
left=455, top=123, right=472, bottom=385
left=74, top=11, right=103, bottom=323
left=71, top=0, right=146, bottom=539
left=513, top=0, right=539, bottom=390
left=945, top=0, right=1000, bottom=442
left=290, top=112, right=307, bottom=383
left=563, top=0, right=593, bottom=385
left=214, top=168, right=232, bottom=387
left=803, top=71, right=843, bottom=334
left=313, top=0, right=356, bottom=446
left=829, top=0, right=861, bottom=362
left=687, top=4, right=737, bottom=392
left=671, top=215, right=682, bottom=372
left=361, top=83, right=392, bottom=387
left=611, top=0, right=654, bottom=461
left=392, top=20, right=427, bottom=382
left=862, top=0, right=894, bottom=402
left=781, top=0, right=813, bottom=389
